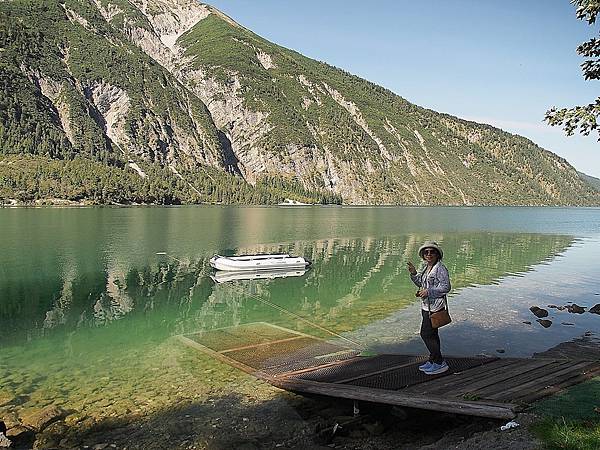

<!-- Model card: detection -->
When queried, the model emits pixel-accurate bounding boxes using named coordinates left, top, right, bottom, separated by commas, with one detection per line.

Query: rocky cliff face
left=1, top=0, right=599, bottom=206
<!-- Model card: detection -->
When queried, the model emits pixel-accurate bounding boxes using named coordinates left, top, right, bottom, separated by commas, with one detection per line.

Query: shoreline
left=3, top=200, right=600, bottom=208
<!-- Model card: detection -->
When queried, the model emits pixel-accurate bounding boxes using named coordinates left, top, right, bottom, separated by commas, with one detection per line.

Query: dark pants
left=420, top=309, right=443, bottom=364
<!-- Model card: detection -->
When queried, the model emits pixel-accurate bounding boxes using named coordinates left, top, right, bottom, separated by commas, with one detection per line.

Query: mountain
left=1, top=0, right=598, bottom=206
left=579, top=172, right=600, bottom=192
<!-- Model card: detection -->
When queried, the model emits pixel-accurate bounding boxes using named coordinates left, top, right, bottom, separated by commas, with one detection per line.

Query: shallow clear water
left=1, top=206, right=599, bottom=414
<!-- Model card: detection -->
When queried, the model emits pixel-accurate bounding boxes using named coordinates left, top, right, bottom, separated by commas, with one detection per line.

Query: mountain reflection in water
left=1, top=232, right=582, bottom=352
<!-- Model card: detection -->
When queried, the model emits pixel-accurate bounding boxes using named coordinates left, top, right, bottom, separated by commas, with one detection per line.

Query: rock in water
left=21, top=406, right=66, bottom=432
left=530, top=306, right=549, bottom=318
left=0, top=391, right=15, bottom=407
left=566, top=304, right=586, bottom=314
left=589, top=304, right=600, bottom=314
left=537, top=319, right=552, bottom=328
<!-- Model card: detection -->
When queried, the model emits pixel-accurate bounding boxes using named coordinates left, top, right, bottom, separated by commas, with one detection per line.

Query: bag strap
left=428, top=295, right=449, bottom=314
left=423, top=267, right=432, bottom=315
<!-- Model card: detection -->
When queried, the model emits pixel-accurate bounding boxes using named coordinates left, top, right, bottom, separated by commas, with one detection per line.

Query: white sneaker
left=424, top=361, right=449, bottom=375
left=418, top=361, right=433, bottom=372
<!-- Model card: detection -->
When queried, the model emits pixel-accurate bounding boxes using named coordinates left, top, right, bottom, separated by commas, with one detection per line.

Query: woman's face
left=422, top=248, right=439, bottom=264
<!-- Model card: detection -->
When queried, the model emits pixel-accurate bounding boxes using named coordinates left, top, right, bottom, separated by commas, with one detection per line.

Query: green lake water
left=1, top=206, right=600, bottom=422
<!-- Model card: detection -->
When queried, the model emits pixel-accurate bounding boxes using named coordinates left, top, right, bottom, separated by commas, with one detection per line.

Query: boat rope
left=239, top=289, right=367, bottom=350
left=156, top=252, right=184, bottom=263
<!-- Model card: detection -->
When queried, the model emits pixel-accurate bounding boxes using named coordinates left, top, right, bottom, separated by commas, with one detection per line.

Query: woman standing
left=407, top=241, right=451, bottom=375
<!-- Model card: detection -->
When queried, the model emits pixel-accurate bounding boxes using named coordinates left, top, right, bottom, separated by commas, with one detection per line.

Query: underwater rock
left=530, top=306, right=548, bottom=318
left=536, top=319, right=552, bottom=328
left=21, top=406, right=66, bottom=432
left=0, top=391, right=15, bottom=407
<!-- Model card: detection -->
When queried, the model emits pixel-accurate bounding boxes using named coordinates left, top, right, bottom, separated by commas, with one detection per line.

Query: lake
left=1, top=206, right=599, bottom=428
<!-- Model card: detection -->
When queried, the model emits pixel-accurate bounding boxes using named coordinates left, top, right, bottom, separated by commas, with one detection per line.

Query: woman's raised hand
left=406, top=261, right=417, bottom=275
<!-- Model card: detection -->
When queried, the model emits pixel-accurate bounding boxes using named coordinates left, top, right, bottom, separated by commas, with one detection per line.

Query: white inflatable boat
left=211, top=268, right=307, bottom=283
left=209, top=253, right=311, bottom=272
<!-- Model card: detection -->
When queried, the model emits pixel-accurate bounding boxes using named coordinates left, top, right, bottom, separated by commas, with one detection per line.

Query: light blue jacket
left=410, top=261, right=451, bottom=312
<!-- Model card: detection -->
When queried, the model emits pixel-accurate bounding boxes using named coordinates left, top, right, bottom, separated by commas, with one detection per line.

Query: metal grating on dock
left=179, top=322, right=600, bottom=420
left=347, top=356, right=495, bottom=390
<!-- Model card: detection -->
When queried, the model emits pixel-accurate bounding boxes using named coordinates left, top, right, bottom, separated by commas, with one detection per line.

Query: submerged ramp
left=179, top=322, right=600, bottom=420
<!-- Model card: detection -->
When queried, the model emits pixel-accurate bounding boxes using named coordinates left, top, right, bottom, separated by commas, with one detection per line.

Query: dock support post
left=353, top=400, right=360, bottom=417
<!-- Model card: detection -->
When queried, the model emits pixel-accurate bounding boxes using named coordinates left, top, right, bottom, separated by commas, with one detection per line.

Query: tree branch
left=545, top=98, right=600, bottom=139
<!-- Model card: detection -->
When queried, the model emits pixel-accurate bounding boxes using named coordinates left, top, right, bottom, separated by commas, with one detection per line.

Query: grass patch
left=531, top=377, right=600, bottom=450
left=531, top=418, right=600, bottom=450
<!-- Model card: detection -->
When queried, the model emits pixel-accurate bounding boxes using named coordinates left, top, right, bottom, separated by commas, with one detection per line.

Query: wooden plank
left=487, top=360, right=598, bottom=401
left=402, top=358, right=522, bottom=395
left=270, top=378, right=517, bottom=419
left=410, top=359, right=549, bottom=396
left=515, top=365, right=600, bottom=403
left=496, top=361, right=572, bottom=386
left=451, top=360, right=564, bottom=399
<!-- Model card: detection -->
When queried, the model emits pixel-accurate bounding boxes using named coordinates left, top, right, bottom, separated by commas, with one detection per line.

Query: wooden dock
left=178, top=322, right=600, bottom=420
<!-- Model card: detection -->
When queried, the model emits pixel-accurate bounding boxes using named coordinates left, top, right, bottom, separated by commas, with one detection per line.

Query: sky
left=206, top=0, right=600, bottom=178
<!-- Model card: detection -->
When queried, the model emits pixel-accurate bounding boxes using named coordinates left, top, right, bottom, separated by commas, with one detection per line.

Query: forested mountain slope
left=579, top=172, right=600, bottom=192
left=1, top=0, right=598, bottom=206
